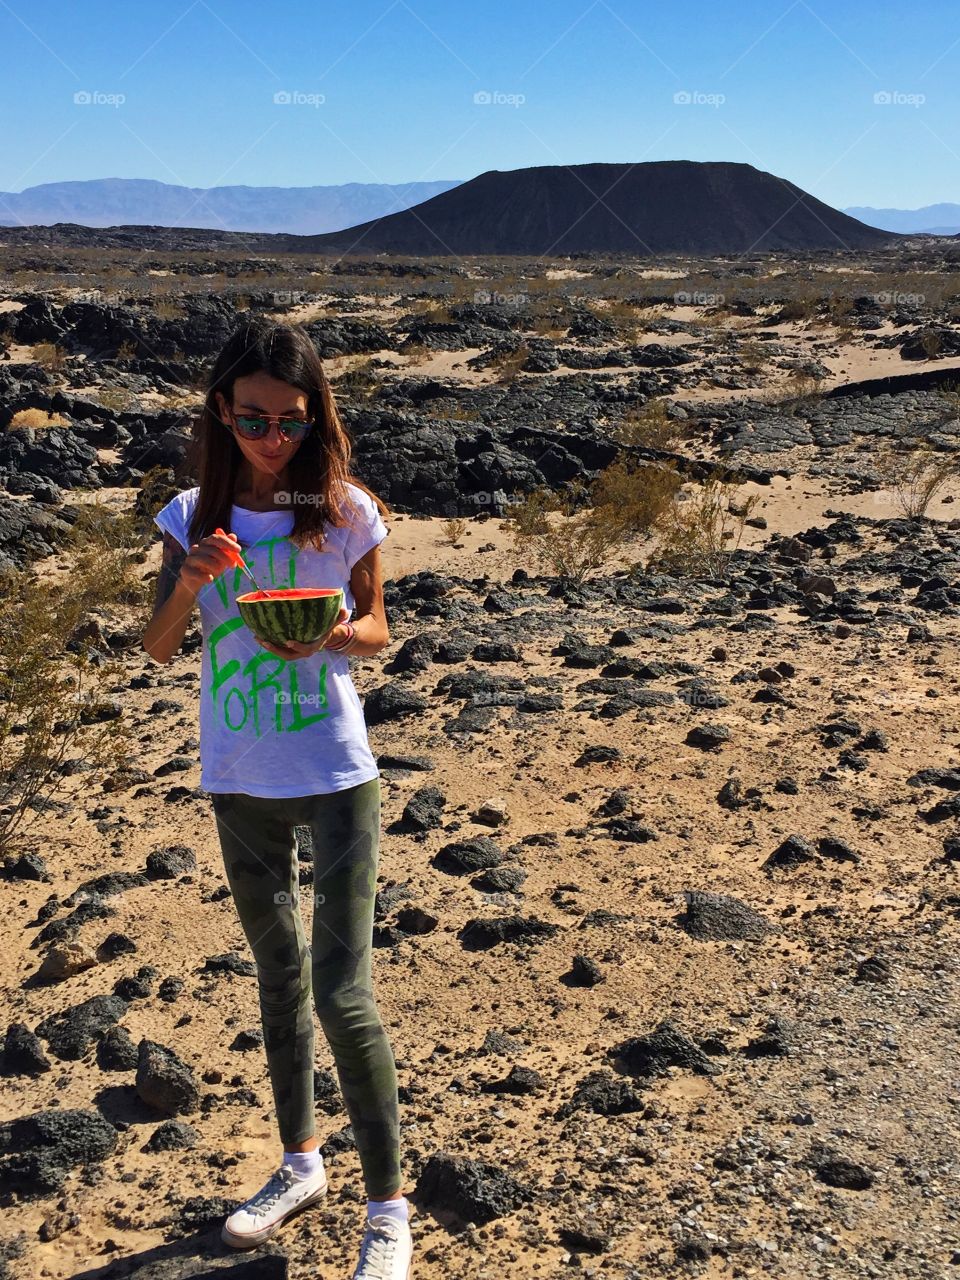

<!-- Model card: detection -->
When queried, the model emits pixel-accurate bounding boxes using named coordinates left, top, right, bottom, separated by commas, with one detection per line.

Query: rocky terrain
left=0, top=243, right=959, bottom=1280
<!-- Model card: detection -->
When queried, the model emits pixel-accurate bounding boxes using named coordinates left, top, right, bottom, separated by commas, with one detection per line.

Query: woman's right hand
left=178, top=530, right=242, bottom=598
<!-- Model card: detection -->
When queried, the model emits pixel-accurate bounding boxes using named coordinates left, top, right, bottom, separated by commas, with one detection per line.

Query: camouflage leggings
left=210, top=776, right=401, bottom=1199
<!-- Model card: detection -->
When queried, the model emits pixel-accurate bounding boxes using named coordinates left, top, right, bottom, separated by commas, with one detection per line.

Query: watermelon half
left=236, top=587, right=344, bottom=646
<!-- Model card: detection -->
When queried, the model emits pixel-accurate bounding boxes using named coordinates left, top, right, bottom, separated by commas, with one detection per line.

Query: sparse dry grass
left=96, top=387, right=134, bottom=414
left=8, top=409, right=71, bottom=430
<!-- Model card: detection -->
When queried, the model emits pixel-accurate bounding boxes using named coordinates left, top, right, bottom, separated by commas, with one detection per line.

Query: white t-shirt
left=153, top=482, right=390, bottom=799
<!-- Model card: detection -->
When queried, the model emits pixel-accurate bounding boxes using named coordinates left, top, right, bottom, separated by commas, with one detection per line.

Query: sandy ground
left=2, top=285, right=960, bottom=1280
left=3, top=460, right=960, bottom=1278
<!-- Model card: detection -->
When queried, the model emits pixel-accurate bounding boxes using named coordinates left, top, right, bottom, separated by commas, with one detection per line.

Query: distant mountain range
left=0, top=177, right=464, bottom=235
left=843, top=203, right=960, bottom=236
left=298, top=161, right=898, bottom=255
left=0, top=162, right=908, bottom=256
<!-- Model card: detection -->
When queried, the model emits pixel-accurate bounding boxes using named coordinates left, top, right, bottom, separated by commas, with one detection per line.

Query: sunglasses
left=222, top=409, right=314, bottom=443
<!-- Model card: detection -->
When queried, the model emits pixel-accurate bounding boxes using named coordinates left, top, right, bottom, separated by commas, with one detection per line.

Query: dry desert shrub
left=824, top=294, right=854, bottom=324
left=32, top=342, right=68, bottom=371
left=502, top=485, right=622, bottom=582
left=759, top=368, right=827, bottom=410
left=401, top=341, right=432, bottom=367
left=528, top=318, right=569, bottom=339
left=739, top=338, right=772, bottom=374
left=503, top=457, right=679, bottom=583
left=0, top=501, right=153, bottom=854
left=331, top=356, right=382, bottom=400
left=918, top=330, right=942, bottom=358
left=153, top=298, right=182, bottom=320
left=600, top=299, right=646, bottom=341
left=872, top=437, right=960, bottom=517
left=776, top=294, right=820, bottom=322
left=645, top=471, right=759, bottom=578
left=440, top=516, right=468, bottom=544
left=590, top=457, right=683, bottom=537
left=67, top=499, right=154, bottom=614
left=488, top=342, right=530, bottom=383
left=0, top=566, right=129, bottom=855
left=612, top=398, right=683, bottom=452
left=404, top=298, right=455, bottom=322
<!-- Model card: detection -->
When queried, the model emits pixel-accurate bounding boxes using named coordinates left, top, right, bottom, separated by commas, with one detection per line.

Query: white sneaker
left=351, top=1213, right=414, bottom=1279
left=221, top=1160, right=328, bottom=1249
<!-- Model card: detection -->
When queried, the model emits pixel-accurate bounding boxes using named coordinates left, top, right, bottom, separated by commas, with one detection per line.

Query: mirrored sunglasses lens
left=282, top=422, right=311, bottom=439
left=235, top=416, right=269, bottom=437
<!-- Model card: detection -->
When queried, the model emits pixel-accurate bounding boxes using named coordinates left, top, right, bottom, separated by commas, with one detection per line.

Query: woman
left=143, top=316, right=413, bottom=1280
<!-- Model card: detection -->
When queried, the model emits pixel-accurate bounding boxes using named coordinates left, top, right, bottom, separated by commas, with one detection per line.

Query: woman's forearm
left=329, top=611, right=389, bottom=658
left=143, top=580, right=197, bottom=664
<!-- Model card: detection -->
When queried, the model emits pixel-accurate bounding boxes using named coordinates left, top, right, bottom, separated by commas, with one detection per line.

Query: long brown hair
left=185, top=315, right=388, bottom=551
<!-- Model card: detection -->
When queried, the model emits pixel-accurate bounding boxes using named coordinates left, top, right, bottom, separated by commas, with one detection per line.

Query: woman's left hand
left=253, top=608, right=350, bottom=661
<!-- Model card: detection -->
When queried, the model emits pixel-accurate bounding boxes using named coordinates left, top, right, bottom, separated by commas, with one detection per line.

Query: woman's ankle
left=283, top=1137, right=319, bottom=1154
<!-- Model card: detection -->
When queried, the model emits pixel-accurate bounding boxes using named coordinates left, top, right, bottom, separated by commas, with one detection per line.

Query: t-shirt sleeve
left=153, top=492, right=192, bottom=552
left=344, top=488, right=390, bottom=571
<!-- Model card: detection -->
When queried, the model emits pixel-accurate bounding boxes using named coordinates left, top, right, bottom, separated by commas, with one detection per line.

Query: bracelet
left=326, top=621, right=356, bottom=653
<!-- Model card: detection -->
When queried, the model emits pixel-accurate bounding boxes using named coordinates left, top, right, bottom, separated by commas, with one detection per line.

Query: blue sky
left=0, top=0, right=954, bottom=208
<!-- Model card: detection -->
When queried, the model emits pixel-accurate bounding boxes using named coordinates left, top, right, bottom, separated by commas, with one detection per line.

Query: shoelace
left=244, top=1165, right=296, bottom=1219
left=355, top=1219, right=399, bottom=1278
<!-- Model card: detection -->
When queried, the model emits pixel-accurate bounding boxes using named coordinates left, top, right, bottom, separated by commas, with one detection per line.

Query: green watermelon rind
left=237, top=588, right=344, bottom=646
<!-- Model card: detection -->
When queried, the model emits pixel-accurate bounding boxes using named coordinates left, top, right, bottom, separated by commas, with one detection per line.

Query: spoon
left=215, top=527, right=266, bottom=593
